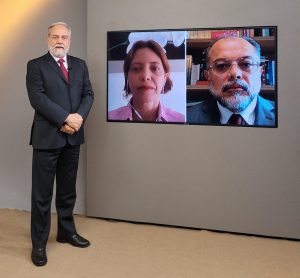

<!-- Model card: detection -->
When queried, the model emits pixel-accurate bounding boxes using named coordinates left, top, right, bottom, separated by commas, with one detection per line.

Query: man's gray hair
left=205, top=35, right=261, bottom=66
left=47, top=22, right=71, bottom=37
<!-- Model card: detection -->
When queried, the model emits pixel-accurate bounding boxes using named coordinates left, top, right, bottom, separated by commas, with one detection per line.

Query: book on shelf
left=199, top=57, right=207, bottom=82
left=268, top=60, right=275, bottom=86
left=211, top=29, right=240, bottom=39
left=190, top=64, right=200, bottom=85
left=261, top=56, right=276, bottom=86
left=186, top=53, right=208, bottom=85
left=262, top=28, right=270, bottom=37
left=186, top=55, right=192, bottom=84
left=188, top=28, right=274, bottom=40
left=210, top=29, right=256, bottom=38
left=254, top=27, right=275, bottom=37
left=188, top=30, right=211, bottom=39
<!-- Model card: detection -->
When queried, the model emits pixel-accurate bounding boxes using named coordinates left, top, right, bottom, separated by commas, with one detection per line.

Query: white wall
left=86, top=0, right=300, bottom=239
left=0, top=0, right=88, bottom=214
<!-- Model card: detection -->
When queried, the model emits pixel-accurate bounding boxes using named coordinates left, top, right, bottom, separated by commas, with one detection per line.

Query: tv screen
left=107, top=26, right=277, bottom=127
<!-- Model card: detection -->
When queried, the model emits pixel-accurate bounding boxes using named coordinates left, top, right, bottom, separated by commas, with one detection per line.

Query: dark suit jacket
left=187, top=95, right=276, bottom=127
left=26, top=52, right=94, bottom=149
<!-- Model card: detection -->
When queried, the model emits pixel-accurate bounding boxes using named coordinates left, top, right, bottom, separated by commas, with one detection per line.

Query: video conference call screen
left=107, top=26, right=277, bottom=128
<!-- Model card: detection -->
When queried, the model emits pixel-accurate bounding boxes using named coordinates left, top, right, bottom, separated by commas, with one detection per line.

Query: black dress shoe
left=57, top=234, right=90, bottom=248
left=31, top=247, right=47, bottom=266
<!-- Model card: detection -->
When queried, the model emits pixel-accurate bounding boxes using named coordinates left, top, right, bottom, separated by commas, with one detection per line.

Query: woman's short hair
left=123, top=40, right=173, bottom=97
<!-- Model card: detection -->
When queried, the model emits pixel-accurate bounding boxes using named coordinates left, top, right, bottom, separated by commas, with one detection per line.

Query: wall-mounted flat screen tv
left=107, top=26, right=277, bottom=127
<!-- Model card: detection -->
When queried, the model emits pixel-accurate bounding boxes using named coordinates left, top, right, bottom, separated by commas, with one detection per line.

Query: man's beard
left=49, top=45, right=69, bottom=58
left=209, top=80, right=259, bottom=113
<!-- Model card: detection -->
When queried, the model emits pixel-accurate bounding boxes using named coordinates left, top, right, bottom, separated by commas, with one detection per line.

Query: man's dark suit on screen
left=26, top=52, right=94, bottom=248
left=187, top=95, right=275, bottom=126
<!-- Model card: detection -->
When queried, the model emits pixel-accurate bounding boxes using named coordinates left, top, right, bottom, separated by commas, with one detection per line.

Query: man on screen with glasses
left=187, top=36, right=275, bottom=126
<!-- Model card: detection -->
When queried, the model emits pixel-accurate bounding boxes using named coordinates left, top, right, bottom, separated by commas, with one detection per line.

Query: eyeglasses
left=208, top=58, right=260, bottom=76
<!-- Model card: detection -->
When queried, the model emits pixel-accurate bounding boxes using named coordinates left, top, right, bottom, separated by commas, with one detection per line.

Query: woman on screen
left=108, top=40, right=185, bottom=122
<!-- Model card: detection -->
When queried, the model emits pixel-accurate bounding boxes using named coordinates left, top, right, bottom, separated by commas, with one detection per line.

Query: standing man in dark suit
left=26, top=22, right=94, bottom=266
left=187, top=36, right=276, bottom=127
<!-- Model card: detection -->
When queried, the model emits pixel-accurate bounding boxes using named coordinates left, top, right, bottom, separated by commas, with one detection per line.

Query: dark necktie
left=228, top=114, right=243, bottom=125
left=58, top=58, right=69, bottom=82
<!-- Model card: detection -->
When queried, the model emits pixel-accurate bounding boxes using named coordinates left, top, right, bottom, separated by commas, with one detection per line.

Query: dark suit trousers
left=31, top=143, right=80, bottom=248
